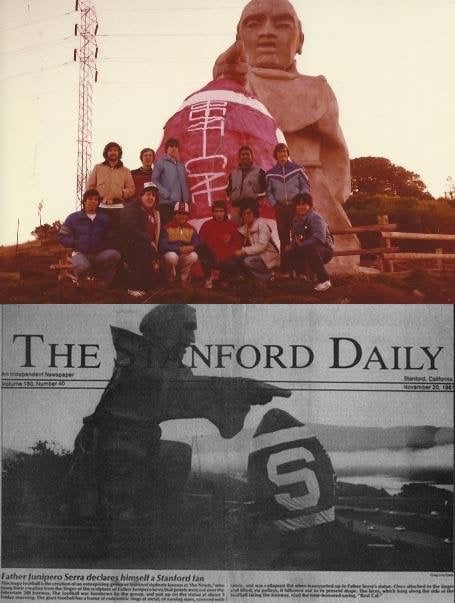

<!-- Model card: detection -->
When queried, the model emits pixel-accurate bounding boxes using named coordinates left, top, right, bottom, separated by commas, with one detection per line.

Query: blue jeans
left=224, top=255, right=273, bottom=281
left=71, top=249, right=121, bottom=283
left=282, top=242, right=333, bottom=282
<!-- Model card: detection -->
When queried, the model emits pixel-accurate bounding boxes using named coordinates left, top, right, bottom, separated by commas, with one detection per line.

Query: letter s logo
left=266, top=447, right=320, bottom=511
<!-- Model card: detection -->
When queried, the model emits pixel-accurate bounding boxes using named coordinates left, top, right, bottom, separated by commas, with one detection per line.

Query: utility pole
left=38, top=200, right=43, bottom=226
left=74, top=0, right=98, bottom=208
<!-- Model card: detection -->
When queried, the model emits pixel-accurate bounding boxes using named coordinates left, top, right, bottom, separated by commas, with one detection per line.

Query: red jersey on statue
left=155, top=79, right=284, bottom=221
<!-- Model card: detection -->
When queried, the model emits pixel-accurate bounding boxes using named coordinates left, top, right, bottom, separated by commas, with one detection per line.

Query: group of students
left=59, top=139, right=334, bottom=297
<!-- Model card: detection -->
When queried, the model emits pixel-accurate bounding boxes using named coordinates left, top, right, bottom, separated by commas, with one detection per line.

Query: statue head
left=139, top=305, right=197, bottom=361
left=236, top=0, right=304, bottom=71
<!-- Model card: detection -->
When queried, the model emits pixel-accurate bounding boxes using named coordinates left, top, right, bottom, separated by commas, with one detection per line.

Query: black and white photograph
left=2, top=304, right=453, bottom=577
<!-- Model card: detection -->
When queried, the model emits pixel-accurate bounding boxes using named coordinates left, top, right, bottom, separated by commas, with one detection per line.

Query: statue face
left=238, top=0, right=301, bottom=70
left=165, top=318, right=197, bottom=361
left=139, top=305, right=197, bottom=363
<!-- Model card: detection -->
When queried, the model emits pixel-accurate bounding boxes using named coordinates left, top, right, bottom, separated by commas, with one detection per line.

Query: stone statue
left=70, top=305, right=291, bottom=526
left=213, top=0, right=359, bottom=273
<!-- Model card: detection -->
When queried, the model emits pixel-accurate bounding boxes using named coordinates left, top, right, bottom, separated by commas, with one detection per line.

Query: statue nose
left=258, top=18, right=277, bottom=36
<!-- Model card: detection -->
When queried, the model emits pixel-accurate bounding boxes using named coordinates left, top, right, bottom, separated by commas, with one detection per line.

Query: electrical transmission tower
left=74, top=0, right=98, bottom=208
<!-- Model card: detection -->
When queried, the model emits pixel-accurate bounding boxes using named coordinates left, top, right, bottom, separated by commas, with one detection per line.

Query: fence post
left=377, top=214, right=392, bottom=272
left=435, top=247, right=443, bottom=271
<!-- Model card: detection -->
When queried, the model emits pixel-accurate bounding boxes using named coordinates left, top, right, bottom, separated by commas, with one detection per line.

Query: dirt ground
left=1, top=240, right=454, bottom=304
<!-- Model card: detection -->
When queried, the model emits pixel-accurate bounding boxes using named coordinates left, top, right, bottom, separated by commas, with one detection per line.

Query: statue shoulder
left=298, top=72, right=331, bottom=90
left=110, top=326, right=165, bottom=370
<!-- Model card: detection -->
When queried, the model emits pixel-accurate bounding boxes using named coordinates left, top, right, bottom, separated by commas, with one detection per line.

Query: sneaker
left=128, top=289, right=146, bottom=298
left=314, top=280, right=332, bottom=292
left=67, top=273, right=79, bottom=284
left=204, top=278, right=213, bottom=289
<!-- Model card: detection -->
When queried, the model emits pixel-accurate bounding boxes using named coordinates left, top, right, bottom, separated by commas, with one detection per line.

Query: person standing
left=152, top=138, right=190, bottom=226
left=122, top=181, right=161, bottom=298
left=86, top=141, right=135, bottom=234
left=266, top=143, right=310, bottom=257
left=131, top=147, right=155, bottom=200
left=226, top=145, right=266, bottom=221
left=281, top=193, right=334, bottom=291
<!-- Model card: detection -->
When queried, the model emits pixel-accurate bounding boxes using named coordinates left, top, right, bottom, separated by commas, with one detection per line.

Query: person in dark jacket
left=121, top=181, right=161, bottom=298
left=131, top=147, right=155, bottom=200
left=58, top=189, right=121, bottom=285
left=281, top=193, right=334, bottom=291
left=227, top=146, right=266, bottom=221
left=266, top=143, right=310, bottom=258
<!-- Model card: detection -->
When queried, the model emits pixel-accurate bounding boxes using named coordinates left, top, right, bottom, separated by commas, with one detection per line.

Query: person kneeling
left=227, top=197, right=280, bottom=283
left=198, top=200, right=243, bottom=288
left=282, top=193, right=334, bottom=291
left=159, top=202, right=200, bottom=285
left=122, top=181, right=161, bottom=298
left=58, top=189, right=120, bottom=287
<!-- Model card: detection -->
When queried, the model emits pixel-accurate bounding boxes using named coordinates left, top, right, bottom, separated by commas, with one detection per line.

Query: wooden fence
left=332, top=215, right=455, bottom=273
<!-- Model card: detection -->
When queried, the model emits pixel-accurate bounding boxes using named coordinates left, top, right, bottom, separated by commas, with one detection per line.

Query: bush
left=345, top=195, right=455, bottom=252
left=31, top=221, right=62, bottom=242
left=2, top=440, right=72, bottom=521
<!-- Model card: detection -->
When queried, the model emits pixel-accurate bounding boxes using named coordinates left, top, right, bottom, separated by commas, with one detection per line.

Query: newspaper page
left=1, top=304, right=453, bottom=602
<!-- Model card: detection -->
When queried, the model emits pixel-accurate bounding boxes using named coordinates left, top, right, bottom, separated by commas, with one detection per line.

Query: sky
left=2, top=304, right=453, bottom=452
left=0, top=0, right=454, bottom=245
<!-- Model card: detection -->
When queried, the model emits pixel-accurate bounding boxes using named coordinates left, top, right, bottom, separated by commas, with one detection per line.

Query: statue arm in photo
left=315, top=80, right=351, bottom=205
left=213, top=40, right=248, bottom=86
left=162, top=376, right=292, bottom=439
left=108, top=327, right=291, bottom=438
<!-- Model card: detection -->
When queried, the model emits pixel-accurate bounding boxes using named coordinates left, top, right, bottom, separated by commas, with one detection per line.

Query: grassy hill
left=1, top=238, right=454, bottom=303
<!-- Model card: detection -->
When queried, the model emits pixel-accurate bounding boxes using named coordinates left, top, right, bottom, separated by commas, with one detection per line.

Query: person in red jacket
left=198, top=200, right=243, bottom=288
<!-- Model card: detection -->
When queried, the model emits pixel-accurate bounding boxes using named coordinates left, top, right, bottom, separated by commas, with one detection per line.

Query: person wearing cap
left=131, top=147, right=156, bottom=200
left=58, top=189, right=121, bottom=286
left=159, top=202, right=201, bottom=285
left=198, top=200, right=243, bottom=288
left=226, top=197, right=280, bottom=282
left=152, top=138, right=190, bottom=226
left=121, top=181, right=161, bottom=297
left=226, top=146, right=267, bottom=222
left=281, top=192, right=334, bottom=291
left=266, top=143, right=310, bottom=258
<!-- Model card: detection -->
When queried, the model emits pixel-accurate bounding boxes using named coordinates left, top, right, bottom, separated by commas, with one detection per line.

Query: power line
left=0, top=10, right=75, bottom=34
left=98, top=6, right=243, bottom=11
left=2, top=88, right=77, bottom=104
left=0, top=36, right=73, bottom=57
left=0, top=61, right=73, bottom=82
left=99, top=57, right=211, bottom=64
left=97, top=79, right=201, bottom=86
left=97, top=32, right=232, bottom=37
